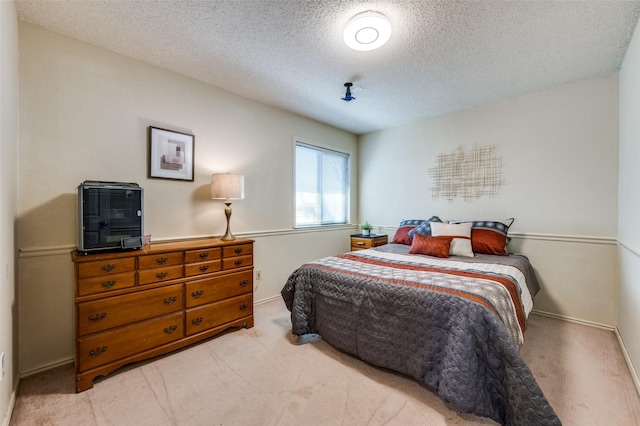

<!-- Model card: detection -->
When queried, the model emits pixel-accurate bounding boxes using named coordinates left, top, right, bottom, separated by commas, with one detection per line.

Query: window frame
left=293, top=139, right=351, bottom=228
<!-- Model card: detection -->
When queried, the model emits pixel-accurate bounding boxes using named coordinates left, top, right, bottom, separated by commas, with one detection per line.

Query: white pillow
left=430, top=222, right=474, bottom=257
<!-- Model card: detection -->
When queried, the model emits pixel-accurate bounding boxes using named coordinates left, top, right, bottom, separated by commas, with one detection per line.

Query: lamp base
left=221, top=201, right=236, bottom=241
left=221, top=231, right=235, bottom=241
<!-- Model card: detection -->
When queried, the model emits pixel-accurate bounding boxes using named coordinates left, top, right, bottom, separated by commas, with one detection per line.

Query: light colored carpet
left=10, top=298, right=640, bottom=425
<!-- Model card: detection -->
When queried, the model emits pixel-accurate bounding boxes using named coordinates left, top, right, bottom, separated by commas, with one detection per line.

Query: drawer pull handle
left=199, top=265, right=209, bottom=272
left=163, top=296, right=178, bottom=305
left=89, top=312, right=107, bottom=322
left=234, top=260, right=243, bottom=266
left=164, top=325, right=178, bottom=334
left=234, top=248, right=243, bottom=254
left=192, top=317, right=203, bottom=326
left=191, top=290, right=203, bottom=298
left=156, top=271, right=168, bottom=279
left=89, top=346, right=107, bottom=357
left=239, top=303, right=249, bottom=311
left=199, top=252, right=209, bottom=259
left=156, top=257, right=167, bottom=264
left=356, top=242, right=365, bottom=246
left=101, top=264, right=116, bottom=272
left=101, top=280, right=116, bottom=289
left=239, top=280, right=249, bottom=287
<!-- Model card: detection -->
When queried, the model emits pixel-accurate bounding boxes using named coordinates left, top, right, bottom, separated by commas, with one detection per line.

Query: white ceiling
left=15, top=0, right=640, bottom=135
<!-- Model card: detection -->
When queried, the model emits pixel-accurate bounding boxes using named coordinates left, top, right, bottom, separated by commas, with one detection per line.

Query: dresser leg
left=76, top=373, right=95, bottom=393
left=244, top=315, right=255, bottom=329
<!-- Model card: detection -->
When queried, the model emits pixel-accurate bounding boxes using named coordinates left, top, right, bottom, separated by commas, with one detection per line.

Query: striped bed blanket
left=281, top=244, right=560, bottom=426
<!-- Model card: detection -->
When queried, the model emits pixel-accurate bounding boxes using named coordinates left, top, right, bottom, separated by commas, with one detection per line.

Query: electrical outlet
left=255, top=269, right=262, bottom=281
left=0, top=352, right=5, bottom=381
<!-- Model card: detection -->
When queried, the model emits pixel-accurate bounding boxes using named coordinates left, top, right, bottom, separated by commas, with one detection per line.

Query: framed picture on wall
left=148, top=126, right=195, bottom=181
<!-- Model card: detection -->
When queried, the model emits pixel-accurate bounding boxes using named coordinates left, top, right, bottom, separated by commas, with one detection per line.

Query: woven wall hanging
left=429, top=145, right=504, bottom=202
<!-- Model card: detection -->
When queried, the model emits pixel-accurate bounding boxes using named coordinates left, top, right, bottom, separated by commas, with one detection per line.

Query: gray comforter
left=281, top=245, right=561, bottom=425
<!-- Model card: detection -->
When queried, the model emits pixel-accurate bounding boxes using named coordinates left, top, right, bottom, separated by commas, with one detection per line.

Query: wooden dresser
left=72, top=237, right=254, bottom=392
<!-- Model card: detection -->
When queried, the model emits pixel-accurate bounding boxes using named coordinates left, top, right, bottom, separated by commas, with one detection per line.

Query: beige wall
left=17, top=22, right=358, bottom=375
left=359, top=75, right=620, bottom=326
left=13, top=11, right=639, bottom=398
left=619, top=16, right=640, bottom=391
left=0, top=2, right=19, bottom=425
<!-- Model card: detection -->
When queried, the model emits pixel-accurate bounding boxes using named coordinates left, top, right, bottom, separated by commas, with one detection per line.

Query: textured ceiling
left=16, top=0, right=640, bottom=135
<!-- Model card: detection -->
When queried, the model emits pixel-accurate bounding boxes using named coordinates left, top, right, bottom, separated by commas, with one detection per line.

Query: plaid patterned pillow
left=391, top=219, right=426, bottom=245
left=450, top=218, right=514, bottom=255
left=407, top=216, right=443, bottom=239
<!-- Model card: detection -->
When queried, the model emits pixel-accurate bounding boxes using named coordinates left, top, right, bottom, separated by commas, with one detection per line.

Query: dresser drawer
left=137, top=265, right=184, bottom=285
left=185, top=270, right=252, bottom=308
left=185, top=248, right=221, bottom=264
left=350, top=235, right=388, bottom=251
left=77, top=284, right=183, bottom=336
left=222, top=254, right=253, bottom=270
left=184, top=260, right=222, bottom=277
left=351, top=237, right=374, bottom=249
left=77, top=272, right=136, bottom=296
left=222, top=244, right=253, bottom=258
left=185, top=293, right=253, bottom=336
left=138, top=252, right=183, bottom=269
left=77, top=258, right=135, bottom=279
left=77, top=312, right=183, bottom=372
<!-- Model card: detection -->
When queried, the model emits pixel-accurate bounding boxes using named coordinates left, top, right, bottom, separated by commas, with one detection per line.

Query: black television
left=77, top=181, right=144, bottom=253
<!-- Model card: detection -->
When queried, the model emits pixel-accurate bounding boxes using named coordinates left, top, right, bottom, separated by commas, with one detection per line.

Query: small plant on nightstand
left=360, top=221, right=373, bottom=236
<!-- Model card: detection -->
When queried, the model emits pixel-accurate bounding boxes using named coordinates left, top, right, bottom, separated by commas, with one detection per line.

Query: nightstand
left=350, top=234, right=388, bottom=251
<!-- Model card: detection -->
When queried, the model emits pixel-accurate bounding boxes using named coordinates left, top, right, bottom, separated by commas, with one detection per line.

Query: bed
left=281, top=221, right=561, bottom=425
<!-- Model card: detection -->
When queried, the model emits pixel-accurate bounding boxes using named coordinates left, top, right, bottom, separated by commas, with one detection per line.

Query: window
left=295, top=141, right=349, bottom=227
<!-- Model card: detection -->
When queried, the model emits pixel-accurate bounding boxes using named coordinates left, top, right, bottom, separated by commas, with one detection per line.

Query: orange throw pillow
left=392, top=226, right=415, bottom=245
left=409, top=234, right=453, bottom=258
left=471, top=229, right=508, bottom=255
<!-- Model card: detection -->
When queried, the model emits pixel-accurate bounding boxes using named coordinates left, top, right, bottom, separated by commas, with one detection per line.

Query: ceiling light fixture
left=343, top=11, right=391, bottom=51
left=342, top=82, right=356, bottom=102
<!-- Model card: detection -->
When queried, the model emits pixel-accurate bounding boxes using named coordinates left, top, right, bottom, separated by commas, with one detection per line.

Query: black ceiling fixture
left=341, top=82, right=356, bottom=102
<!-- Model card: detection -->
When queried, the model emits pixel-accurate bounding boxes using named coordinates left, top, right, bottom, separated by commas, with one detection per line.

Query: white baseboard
left=255, top=295, right=284, bottom=305
left=19, top=358, right=73, bottom=380
left=531, top=309, right=615, bottom=331
left=532, top=309, right=640, bottom=398
left=1, top=380, right=18, bottom=426
left=614, top=327, right=640, bottom=399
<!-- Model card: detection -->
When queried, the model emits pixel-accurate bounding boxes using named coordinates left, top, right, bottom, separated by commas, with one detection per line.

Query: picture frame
left=148, top=126, right=195, bottom=181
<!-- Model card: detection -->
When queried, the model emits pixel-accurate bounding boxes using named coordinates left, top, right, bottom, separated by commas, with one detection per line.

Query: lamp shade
left=211, top=173, right=244, bottom=200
